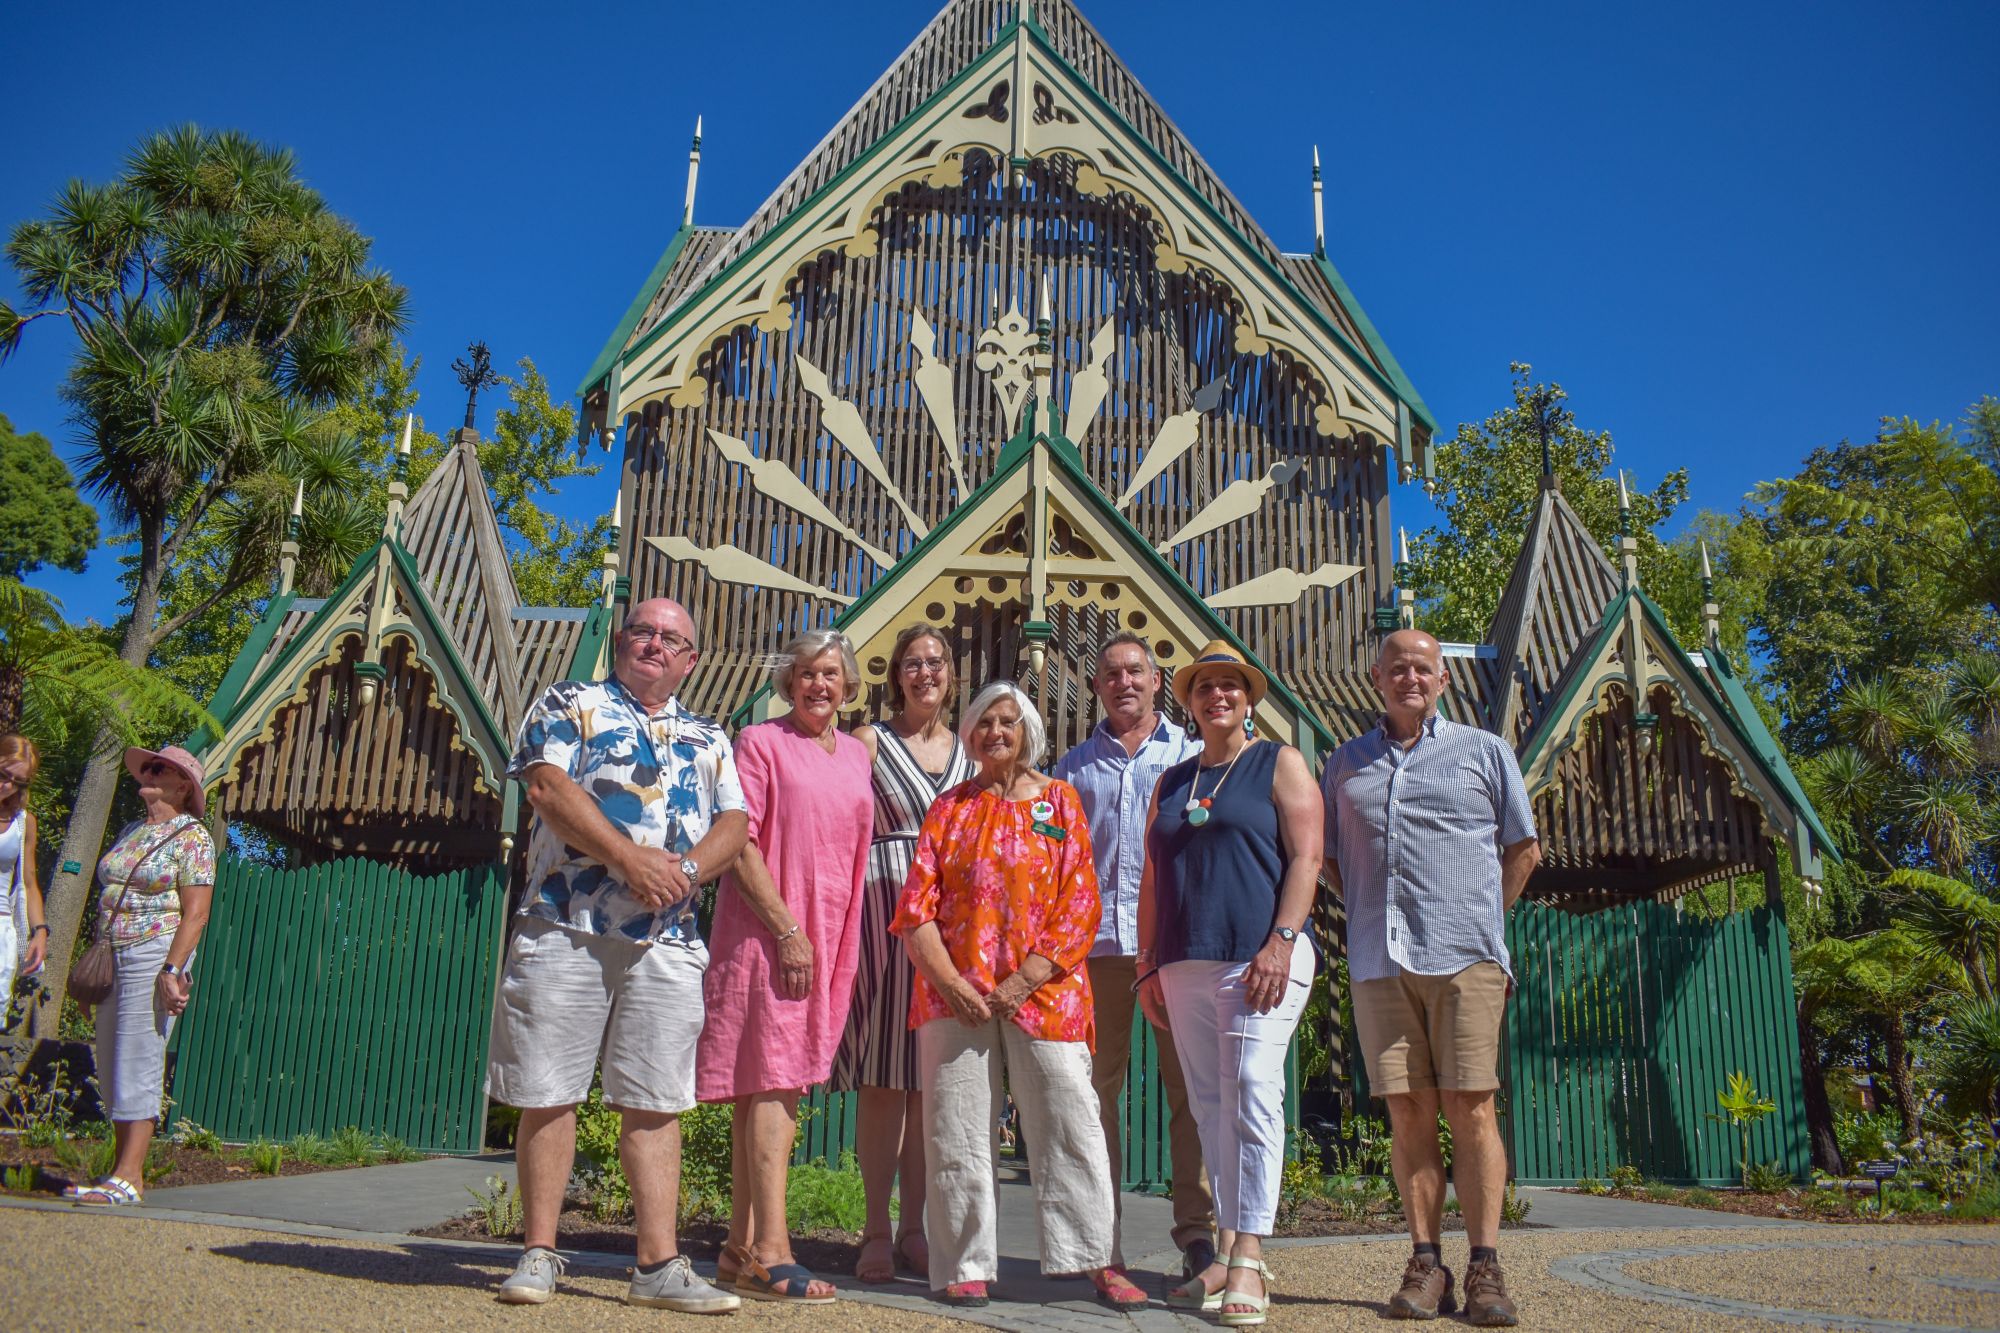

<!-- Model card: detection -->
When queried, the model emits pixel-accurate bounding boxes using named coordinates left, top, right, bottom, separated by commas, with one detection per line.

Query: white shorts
left=485, top=917, right=708, bottom=1114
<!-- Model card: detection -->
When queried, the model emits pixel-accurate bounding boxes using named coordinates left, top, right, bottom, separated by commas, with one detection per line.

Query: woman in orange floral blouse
left=891, top=681, right=1145, bottom=1312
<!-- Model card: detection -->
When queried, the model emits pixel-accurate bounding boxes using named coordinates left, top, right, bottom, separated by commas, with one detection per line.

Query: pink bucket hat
left=122, top=744, right=208, bottom=819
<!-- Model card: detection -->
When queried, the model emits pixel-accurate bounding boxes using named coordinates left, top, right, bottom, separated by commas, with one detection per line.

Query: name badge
left=1032, top=821, right=1068, bottom=841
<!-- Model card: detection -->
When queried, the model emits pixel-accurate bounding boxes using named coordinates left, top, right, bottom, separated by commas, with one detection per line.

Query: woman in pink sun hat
left=65, top=744, right=215, bottom=1207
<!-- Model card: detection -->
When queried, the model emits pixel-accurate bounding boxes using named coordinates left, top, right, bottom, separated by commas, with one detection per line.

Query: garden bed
left=416, top=1197, right=864, bottom=1272
left=0, top=1126, right=428, bottom=1198
left=1563, top=1181, right=2000, bottom=1224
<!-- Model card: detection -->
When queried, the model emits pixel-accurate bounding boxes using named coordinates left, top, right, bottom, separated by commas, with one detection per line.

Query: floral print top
left=510, top=677, right=745, bottom=942
left=891, top=779, right=1102, bottom=1047
left=96, top=815, right=215, bottom=950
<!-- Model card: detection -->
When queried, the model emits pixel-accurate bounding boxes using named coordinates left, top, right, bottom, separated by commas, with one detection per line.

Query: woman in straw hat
left=1136, top=642, right=1323, bottom=1327
left=66, top=744, right=215, bottom=1206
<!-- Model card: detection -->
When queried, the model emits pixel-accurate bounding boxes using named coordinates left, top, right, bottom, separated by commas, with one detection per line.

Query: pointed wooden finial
left=1398, top=526, right=1410, bottom=569
left=684, top=115, right=703, bottom=225
left=399, top=413, right=414, bottom=459
left=1699, top=539, right=1713, bottom=583
left=1311, top=145, right=1325, bottom=257
left=291, top=478, right=305, bottom=519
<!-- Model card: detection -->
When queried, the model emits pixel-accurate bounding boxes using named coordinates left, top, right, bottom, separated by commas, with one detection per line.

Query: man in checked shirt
left=1322, top=629, right=1540, bottom=1327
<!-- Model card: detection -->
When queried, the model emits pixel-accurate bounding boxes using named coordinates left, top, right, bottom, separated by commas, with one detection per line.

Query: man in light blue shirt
left=1322, top=629, right=1539, bottom=1325
left=1052, top=632, right=1214, bottom=1275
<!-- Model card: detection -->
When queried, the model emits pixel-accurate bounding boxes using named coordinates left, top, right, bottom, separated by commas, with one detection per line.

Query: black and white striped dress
left=828, top=723, right=973, bottom=1092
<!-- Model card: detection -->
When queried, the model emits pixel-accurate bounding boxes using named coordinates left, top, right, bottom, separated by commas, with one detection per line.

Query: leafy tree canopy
left=0, top=412, right=97, bottom=580
left=1407, top=364, right=1690, bottom=643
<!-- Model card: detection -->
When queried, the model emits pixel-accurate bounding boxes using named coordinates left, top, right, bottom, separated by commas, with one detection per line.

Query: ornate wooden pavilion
left=175, top=0, right=1834, bottom=1180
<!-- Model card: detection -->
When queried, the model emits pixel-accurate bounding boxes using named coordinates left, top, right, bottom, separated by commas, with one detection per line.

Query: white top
left=0, top=809, right=24, bottom=938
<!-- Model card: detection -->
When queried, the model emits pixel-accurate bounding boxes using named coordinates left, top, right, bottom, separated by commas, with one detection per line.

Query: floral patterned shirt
left=510, top=677, right=745, bottom=942
left=96, top=815, right=215, bottom=950
left=891, top=779, right=1102, bottom=1047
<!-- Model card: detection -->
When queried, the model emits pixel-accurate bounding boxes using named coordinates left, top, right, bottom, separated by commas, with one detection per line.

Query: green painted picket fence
left=166, top=855, right=510, bottom=1155
left=1504, top=899, right=1809, bottom=1186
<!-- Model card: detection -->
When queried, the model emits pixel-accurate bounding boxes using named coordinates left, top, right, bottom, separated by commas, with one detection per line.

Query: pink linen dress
left=695, top=717, right=873, bottom=1100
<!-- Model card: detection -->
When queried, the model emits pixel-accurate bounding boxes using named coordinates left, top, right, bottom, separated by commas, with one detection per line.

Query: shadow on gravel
left=209, top=1240, right=626, bottom=1305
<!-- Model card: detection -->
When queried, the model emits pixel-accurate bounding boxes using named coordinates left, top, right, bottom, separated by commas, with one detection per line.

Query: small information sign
left=1861, top=1159, right=1898, bottom=1212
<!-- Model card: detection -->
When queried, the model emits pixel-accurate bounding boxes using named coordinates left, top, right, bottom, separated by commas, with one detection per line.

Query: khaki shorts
left=485, top=916, right=708, bottom=1113
left=1352, top=962, right=1508, bottom=1095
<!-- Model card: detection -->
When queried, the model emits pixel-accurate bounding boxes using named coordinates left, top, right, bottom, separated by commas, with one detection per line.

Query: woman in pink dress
left=697, top=630, right=872, bottom=1303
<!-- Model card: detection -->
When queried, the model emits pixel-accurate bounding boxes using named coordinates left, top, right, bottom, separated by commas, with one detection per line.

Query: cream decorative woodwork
left=643, top=533, right=856, bottom=606
left=1159, top=458, right=1305, bottom=552
left=705, top=428, right=895, bottom=567
left=1116, top=375, right=1228, bottom=507
left=1207, top=560, right=1365, bottom=610
left=794, top=355, right=930, bottom=537
left=908, top=312, right=969, bottom=497
left=1063, top=320, right=1117, bottom=444
left=974, top=298, right=1039, bottom=436
left=608, top=16, right=1405, bottom=460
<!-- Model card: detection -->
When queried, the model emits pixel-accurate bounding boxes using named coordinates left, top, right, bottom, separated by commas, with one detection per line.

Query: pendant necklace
left=1185, top=739, right=1251, bottom=827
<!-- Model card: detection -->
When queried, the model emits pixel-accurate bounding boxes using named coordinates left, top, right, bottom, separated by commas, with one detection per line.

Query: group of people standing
left=484, top=599, right=1539, bottom=1329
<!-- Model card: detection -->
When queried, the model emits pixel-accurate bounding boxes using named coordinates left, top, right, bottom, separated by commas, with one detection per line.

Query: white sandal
left=1218, top=1257, right=1272, bottom=1327
left=72, top=1175, right=142, bottom=1206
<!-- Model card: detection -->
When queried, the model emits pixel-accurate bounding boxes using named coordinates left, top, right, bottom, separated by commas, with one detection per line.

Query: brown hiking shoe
left=1463, top=1258, right=1519, bottom=1327
left=1387, top=1254, right=1456, bottom=1319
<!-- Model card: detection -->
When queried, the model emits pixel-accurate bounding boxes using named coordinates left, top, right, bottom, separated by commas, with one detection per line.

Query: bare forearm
left=687, top=811, right=747, bottom=882
left=166, top=892, right=212, bottom=968
left=726, top=842, right=796, bottom=936
left=527, top=767, right=639, bottom=873
left=902, top=921, right=963, bottom=993
left=1275, top=853, right=1319, bottom=935
left=1500, top=839, right=1540, bottom=909
left=1012, top=952, right=1057, bottom=987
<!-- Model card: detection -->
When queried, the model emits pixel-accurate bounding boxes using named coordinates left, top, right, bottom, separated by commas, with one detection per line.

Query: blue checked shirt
left=1322, top=713, right=1537, bottom=983
left=509, top=677, right=744, bottom=943
left=1052, top=714, right=1200, bottom=956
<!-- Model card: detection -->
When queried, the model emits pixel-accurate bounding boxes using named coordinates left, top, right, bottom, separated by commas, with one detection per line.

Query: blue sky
left=6, top=0, right=1996, bottom=626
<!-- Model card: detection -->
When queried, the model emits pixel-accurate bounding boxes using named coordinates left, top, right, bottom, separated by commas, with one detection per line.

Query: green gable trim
left=1515, top=587, right=1836, bottom=864
left=565, top=603, right=617, bottom=682
left=578, top=221, right=699, bottom=401
left=187, top=589, right=298, bottom=752
left=1310, top=253, right=1436, bottom=437
left=1699, top=637, right=1840, bottom=865
left=385, top=541, right=512, bottom=763
left=610, top=16, right=1429, bottom=446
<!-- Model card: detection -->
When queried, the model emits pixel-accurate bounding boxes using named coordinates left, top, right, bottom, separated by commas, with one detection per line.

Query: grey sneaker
left=627, top=1254, right=743, bottom=1314
left=498, top=1247, right=567, bottom=1304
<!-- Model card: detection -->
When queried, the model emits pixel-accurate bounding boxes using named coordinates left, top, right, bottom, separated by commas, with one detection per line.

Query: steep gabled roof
left=402, top=434, right=527, bottom=734
left=587, top=0, right=1433, bottom=466
left=577, top=224, right=738, bottom=400
left=1484, top=476, right=1621, bottom=744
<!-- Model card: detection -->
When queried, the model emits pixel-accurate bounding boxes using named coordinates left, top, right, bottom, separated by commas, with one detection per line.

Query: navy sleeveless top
left=1146, top=740, right=1286, bottom=965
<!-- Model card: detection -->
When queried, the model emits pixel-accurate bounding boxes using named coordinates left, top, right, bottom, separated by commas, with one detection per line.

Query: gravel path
left=2, top=1200, right=1993, bottom=1332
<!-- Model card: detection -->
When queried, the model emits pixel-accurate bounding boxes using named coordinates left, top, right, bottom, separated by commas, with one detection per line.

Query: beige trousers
left=918, top=1016, right=1114, bottom=1288
left=1087, top=953, right=1216, bottom=1261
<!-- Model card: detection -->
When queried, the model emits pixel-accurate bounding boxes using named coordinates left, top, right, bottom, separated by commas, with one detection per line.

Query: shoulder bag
left=68, top=823, right=191, bottom=1008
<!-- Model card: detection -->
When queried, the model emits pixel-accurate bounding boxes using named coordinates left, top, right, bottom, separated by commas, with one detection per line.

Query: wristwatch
left=1272, top=925, right=1299, bottom=943
left=679, top=855, right=701, bottom=883
left=160, top=963, right=189, bottom=978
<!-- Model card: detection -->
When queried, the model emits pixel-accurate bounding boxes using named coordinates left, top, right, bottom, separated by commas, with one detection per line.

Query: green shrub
left=786, top=1152, right=868, bottom=1232
left=1500, top=1182, right=1533, bottom=1224
left=171, top=1120, right=223, bottom=1154
left=1442, top=1194, right=1463, bottom=1216
left=1742, top=1161, right=1792, bottom=1194
left=376, top=1135, right=422, bottom=1163
left=0, top=1064, right=81, bottom=1147
left=1276, top=1137, right=1325, bottom=1228
left=1576, top=1176, right=1607, bottom=1196
left=141, top=1144, right=173, bottom=1185
left=468, top=1174, right=525, bottom=1238
left=1641, top=1181, right=1677, bottom=1202
left=248, top=1140, right=283, bottom=1176
left=1608, top=1164, right=1645, bottom=1191
left=574, top=1089, right=735, bottom=1225
left=2, top=1164, right=37, bottom=1192
left=1833, top=1109, right=1902, bottom=1172
left=1946, top=1181, right=2000, bottom=1221
left=88, top=1138, right=115, bottom=1181
left=1326, top=1114, right=1393, bottom=1176
left=1683, top=1187, right=1720, bottom=1208
left=1319, top=1173, right=1392, bottom=1221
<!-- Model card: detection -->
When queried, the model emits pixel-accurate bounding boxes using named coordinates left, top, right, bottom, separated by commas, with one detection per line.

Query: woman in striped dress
left=834, top=623, right=972, bottom=1283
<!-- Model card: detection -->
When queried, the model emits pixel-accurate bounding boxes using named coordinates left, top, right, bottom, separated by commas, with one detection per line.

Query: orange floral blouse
left=891, top=779, right=1102, bottom=1048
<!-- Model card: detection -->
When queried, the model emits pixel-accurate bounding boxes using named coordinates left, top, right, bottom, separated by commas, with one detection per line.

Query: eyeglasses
left=0, top=772, right=23, bottom=788
left=139, top=761, right=174, bottom=777
left=623, top=627, right=694, bottom=656
left=899, top=657, right=949, bottom=677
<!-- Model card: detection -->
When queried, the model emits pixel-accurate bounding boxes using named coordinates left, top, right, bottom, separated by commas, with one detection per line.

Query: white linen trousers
left=918, top=1016, right=1114, bottom=1288
left=1160, top=943, right=1315, bottom=1235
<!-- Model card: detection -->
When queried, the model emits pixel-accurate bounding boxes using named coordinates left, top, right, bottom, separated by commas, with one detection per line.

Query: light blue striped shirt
left=1052, top=714, right=1200, bottom=956
left=1322, top=713, right=1537, bottom=983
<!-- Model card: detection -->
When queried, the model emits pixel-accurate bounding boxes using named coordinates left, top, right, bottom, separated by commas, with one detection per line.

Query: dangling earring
left=1243, top=716, right=1256, bottom=739
left=1185, top=718, right=1201, bottom=740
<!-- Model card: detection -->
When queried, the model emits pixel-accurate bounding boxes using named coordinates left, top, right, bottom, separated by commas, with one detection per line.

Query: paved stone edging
left=1549, top=1236, right=2000, bottom=1333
